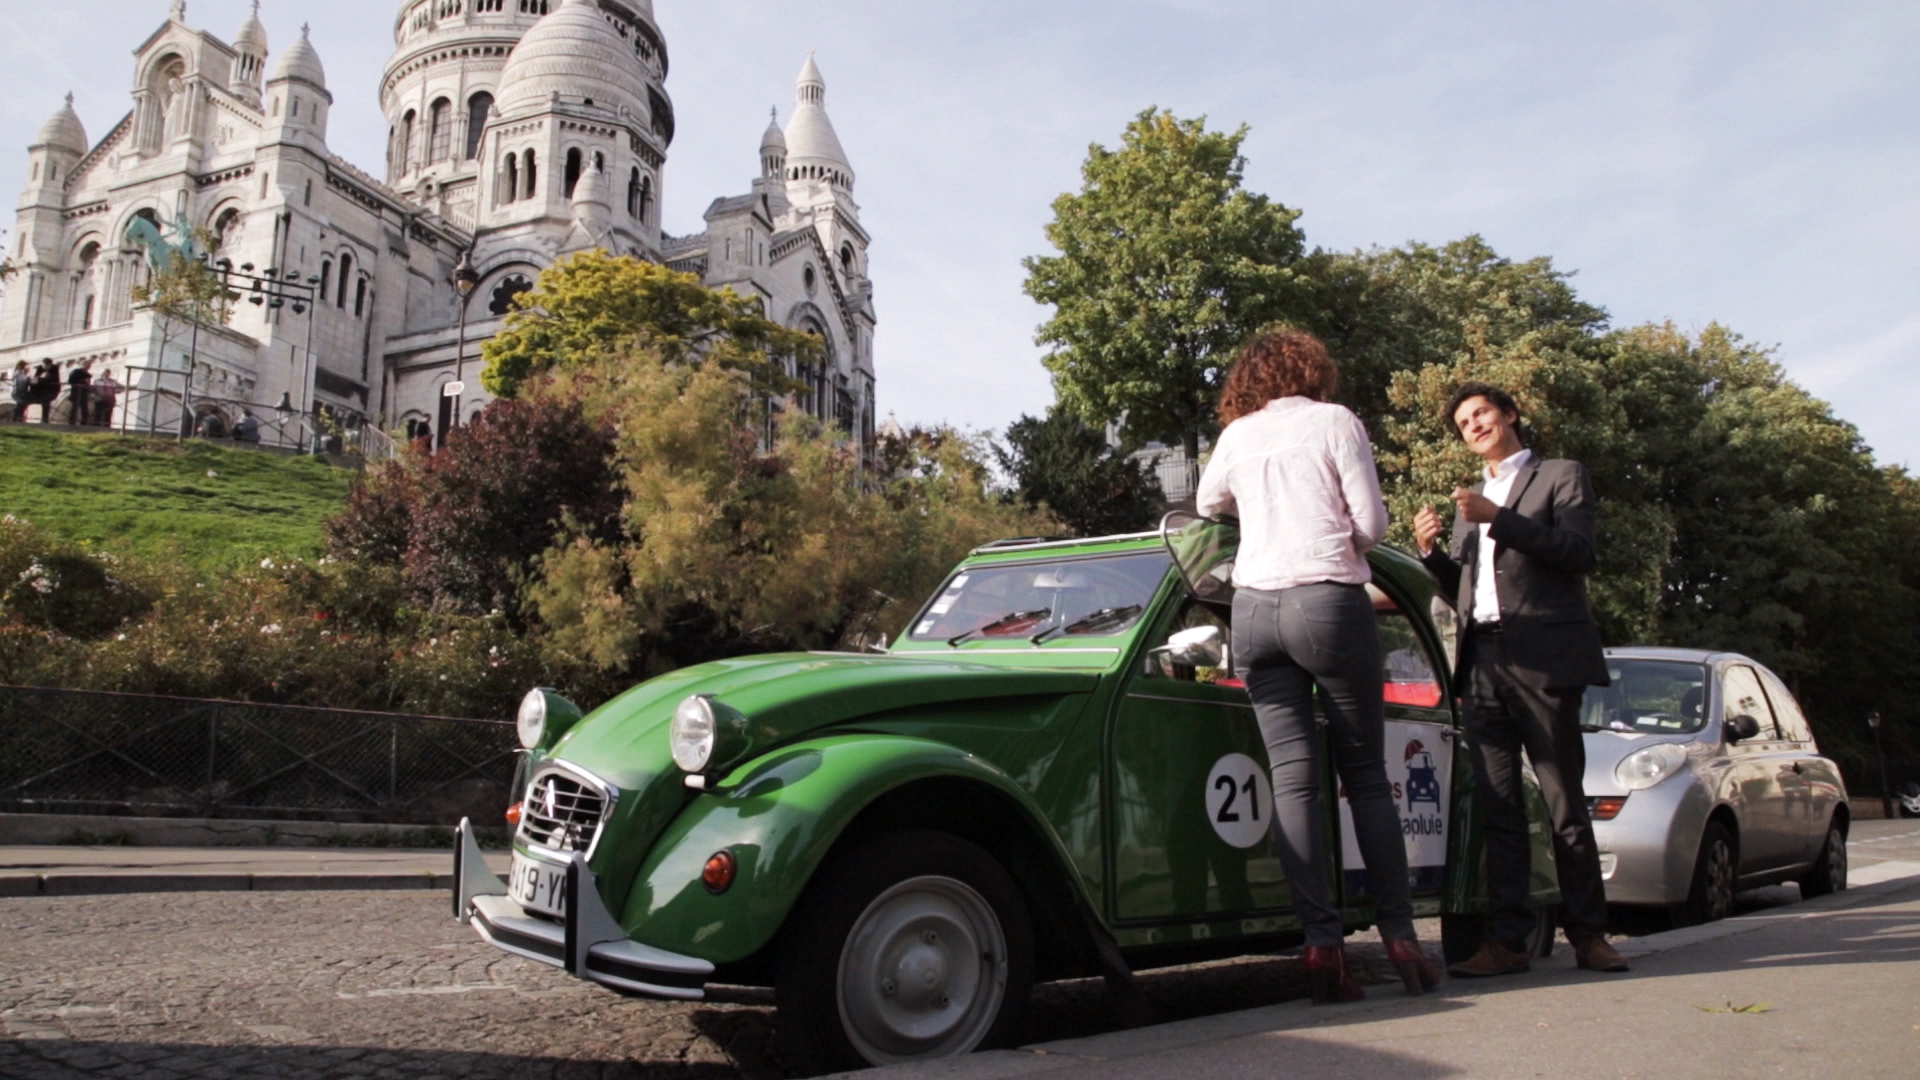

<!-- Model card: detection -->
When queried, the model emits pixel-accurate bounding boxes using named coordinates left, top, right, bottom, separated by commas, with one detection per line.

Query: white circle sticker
left=1205, top=753, right=1273, bottom=849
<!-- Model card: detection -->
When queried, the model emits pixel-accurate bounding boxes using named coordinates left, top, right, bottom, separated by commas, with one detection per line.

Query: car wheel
left=1440, top=905, right=1555, bottom=965
left=774, top=829, right=1034, bottom=1075
left=1680, top=821, right=1736, bottom=927
left=1797, top=820, right=1848, bottom=898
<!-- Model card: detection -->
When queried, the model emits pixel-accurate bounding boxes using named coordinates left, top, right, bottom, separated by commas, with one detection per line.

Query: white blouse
left=1195, top=397, right=1387, bottom=591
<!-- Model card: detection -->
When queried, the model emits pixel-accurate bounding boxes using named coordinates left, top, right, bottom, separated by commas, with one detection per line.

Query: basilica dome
left=271, top=25, right=328, bottom=93
left=34, top=94, right=88, bottom=154
left=495, top=0, right=651, bottom=123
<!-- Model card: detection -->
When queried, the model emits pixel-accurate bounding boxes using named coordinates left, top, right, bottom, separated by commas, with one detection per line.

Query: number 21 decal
left=1206, top=753, right=1273, bottom=848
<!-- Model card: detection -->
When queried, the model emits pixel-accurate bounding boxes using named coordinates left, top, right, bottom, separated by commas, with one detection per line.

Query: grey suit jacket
left=1420, top=456, right=1610, bottom=690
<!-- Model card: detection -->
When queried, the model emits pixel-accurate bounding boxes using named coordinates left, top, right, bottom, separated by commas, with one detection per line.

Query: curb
left=0, top=871, right=454, bottom=897
left=827, top=867, right=1920, bottom=1080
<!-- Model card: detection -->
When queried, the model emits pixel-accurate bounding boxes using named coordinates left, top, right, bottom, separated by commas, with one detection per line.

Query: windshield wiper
left=1031, top=605, right=1144, bottom=645
left=947, top=609, right=1054, bottom=647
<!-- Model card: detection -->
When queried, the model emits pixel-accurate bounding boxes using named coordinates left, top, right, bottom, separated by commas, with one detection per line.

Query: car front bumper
left=1591, top=775, right=1711, bottom=907
left=454, top=818, right=713, bottom=1000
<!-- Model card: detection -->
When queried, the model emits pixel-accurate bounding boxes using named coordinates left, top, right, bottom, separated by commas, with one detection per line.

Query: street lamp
left=1869, top=711, right=1891, bottom=819
left=449, top=250, right=480, bottom=446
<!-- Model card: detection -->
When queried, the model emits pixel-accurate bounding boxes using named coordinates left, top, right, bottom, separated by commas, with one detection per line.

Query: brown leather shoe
left=1446, top=940, right=1531, bottom=978
left=1572, top=937, right=1630, bottom=972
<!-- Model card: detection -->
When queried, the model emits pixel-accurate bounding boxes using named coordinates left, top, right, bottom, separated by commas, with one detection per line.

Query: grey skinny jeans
left=1231, top=582, right=1415, bottom=947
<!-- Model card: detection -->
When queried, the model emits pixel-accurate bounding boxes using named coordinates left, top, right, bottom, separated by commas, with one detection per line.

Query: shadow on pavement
left=0, top=1038, right=758, bottom=1080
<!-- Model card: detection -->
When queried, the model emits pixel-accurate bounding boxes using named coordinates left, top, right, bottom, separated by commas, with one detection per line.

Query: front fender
left=616, top=734, right=1086, bottom=965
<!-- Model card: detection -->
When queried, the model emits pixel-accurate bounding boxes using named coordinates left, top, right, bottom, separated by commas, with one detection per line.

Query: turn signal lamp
left=1590, top=796, right=1627, bottom=821
left=504, top=802, right=523, bottom=827
left=702, top=850, right=737, bottom=894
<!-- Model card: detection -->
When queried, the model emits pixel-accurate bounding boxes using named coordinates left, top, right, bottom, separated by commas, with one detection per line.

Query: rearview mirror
left=1146, top=625, right=1229, bottom=676
left=1725, top=714, right=1761, bottom=743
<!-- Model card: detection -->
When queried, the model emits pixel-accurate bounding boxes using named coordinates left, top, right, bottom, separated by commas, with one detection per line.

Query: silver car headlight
left=670, top=695, right=717, bottom=772
left=669, top=694, right=751, bottom=776
left=1616, top=743, right=1687, bottom=791
left=517, top=689, right=548, bottom=750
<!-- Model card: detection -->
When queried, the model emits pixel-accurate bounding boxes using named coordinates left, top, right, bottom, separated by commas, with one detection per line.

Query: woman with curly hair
left=1195, top=327, right=1437, bottom=1003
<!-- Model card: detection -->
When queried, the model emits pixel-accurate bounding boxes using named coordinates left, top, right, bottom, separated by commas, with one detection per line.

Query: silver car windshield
left=909, top=553, right=1170, bottom=645
left=1582, top=660, right=1711, bottom=734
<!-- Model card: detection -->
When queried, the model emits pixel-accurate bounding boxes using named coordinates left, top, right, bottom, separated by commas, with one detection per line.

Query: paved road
left=1, top=825, right=1913, bottom=1079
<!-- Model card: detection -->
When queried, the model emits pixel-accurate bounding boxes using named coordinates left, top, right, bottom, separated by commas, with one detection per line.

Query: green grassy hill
left=0, top=426, right=353, bottom=569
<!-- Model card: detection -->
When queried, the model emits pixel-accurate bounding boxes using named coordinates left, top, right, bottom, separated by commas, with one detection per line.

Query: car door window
left=1757, top=669, right=1815, bottom=746
left=1371, top=585, right=1444, bottom=709
left=1722, top=665, right=1780, bottom=741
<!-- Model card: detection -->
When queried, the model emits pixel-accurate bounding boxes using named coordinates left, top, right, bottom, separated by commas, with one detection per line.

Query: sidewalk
left=0, top=844, right=507, bottom=896
left=846, top=871, right=1920, bottom=1080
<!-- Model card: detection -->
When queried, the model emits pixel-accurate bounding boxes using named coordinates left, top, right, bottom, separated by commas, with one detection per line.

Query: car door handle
left=1790, top=762, right=1805, bottom=774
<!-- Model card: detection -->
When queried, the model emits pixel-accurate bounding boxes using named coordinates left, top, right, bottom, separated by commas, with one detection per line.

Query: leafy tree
left=479, top=250, right=819, bottom=399
left=1024, top=109, right=1315, bottom=466
left=325, top=394, right=623, bottom=618
left=130, top=228, right=233, bottom=392
left=995, top=408, right=1163, bottom=537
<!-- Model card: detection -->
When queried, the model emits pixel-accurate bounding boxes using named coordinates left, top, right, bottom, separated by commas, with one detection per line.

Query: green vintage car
left=453, top=515, right=1559, bottom=1072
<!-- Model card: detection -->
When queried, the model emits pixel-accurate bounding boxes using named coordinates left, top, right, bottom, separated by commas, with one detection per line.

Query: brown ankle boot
left=1573, top=936, right=1630, bottom=972
left=1303, top=945, right=1366, bottom=1004
left=1446, top=939, right=1531, bottom=978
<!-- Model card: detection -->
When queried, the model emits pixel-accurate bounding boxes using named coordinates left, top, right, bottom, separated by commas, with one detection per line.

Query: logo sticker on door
left=1206, top=753, right=1273, bottom=849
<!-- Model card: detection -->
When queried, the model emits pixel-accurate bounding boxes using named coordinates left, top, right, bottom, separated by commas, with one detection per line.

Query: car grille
left=517, top=769, right=611, bottom=854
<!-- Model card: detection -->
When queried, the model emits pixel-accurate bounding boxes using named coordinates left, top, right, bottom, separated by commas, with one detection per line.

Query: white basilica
left=0, top=0, right=877, bottom=451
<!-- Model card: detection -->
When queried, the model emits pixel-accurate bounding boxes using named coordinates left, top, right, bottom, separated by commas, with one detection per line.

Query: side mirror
left=1725, top=714, right=1761, bottom=743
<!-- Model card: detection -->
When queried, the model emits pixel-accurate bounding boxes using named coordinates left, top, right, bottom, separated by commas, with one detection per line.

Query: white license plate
left=508, top=851, right=568, bottom=918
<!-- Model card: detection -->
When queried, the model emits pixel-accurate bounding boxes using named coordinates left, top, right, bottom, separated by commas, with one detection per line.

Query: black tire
left=1797, top=818, right=1848, bottom=899
left=1440, top=905, right=1555, bottom=965
left=1679, top=821, right=1737, bottom=927
left=774, top=829, right=1035, bottom=1076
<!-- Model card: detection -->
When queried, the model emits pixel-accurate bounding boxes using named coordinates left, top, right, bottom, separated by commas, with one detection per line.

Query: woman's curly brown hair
left=1216, top=328, right=1340, bottom=426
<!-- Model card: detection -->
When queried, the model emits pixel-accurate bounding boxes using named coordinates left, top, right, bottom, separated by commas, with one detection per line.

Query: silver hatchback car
left=1580, top=647, right=1849, bottom=925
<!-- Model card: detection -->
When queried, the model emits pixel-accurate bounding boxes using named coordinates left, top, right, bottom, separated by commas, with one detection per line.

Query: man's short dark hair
left=1444, top=382, right=1521, bottom=441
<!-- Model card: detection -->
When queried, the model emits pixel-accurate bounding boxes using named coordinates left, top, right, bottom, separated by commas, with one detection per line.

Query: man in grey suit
left=1413, top=382, right=1628, bottom=976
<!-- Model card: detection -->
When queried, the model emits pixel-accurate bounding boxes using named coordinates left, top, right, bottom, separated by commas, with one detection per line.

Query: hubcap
left=1705, top=840, right=1734, bottom=921
left=837, top=875, right=1008, bottom=1064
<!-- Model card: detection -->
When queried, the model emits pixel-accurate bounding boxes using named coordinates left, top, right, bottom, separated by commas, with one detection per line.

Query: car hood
left=552, top=651, right=1104, bottom=792
left=1581, top=730, right=1707, bottom=797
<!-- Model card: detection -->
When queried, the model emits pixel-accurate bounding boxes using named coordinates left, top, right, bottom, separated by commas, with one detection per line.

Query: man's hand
left=1413, top=504, right=1446, bottom=556
left=1453, top=487, right=1500, bottom=525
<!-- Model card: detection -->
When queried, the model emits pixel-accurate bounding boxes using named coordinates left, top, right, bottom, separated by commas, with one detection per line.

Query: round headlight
left=671, top=695, right=717, bottom=773
left=1616, top=742, right=1687, bottom=792
left=516, top=688, right=548, bottom=750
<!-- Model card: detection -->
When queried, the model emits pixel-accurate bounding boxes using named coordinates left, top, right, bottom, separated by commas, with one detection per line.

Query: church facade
left=0, top=0, right=877, bottom=452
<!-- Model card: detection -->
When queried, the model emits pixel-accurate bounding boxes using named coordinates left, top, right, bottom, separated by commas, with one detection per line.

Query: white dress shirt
left=1195, top=397, right=1387, bottom=591
left=1472, top=448, right=1533, bottom=624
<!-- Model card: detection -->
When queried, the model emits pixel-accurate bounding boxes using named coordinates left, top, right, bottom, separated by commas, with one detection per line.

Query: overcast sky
left=4, top=1, right=1915, bottom=467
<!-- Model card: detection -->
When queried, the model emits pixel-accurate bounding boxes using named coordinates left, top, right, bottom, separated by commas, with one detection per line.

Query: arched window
left=627, top=167, right=641, bottom=217
left=840, top=243, right=855, bottom=276
left=639, top=175, right=653, bottom=223
left=465, top=92, right=493, bottom=160
left=502, top=153, right=518, bottom=204
left=399, top=110, right=417, bottom=174
left=319, top=259, right=333, bottom=300
left=564, top=148, right=582, bottom=198
left=213, top=208, right=243, bottom=254
left=354, top=278, right=368, bottom=317
left=337, top=253, right=353, bottom=308
left=75, top=242, right=101, bottom=332
left=593, top=151, right=604, bottom=172
left=488, top=274, right=532, bottom=317
left=523, top=150, right=537, bottom=199
left=427, top=99, right=452, bottom=164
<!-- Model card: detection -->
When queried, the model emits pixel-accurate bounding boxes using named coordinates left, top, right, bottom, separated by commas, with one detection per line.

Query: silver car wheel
left=836, top=874, right=1009, bottom=1065
left=1700, top=837, right=1735, bottom=922
left=1826, top=829, right=1848, bottom=891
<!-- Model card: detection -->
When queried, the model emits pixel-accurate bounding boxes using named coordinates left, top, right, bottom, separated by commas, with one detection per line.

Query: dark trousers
left=1232, top=582, right=1415, bottom=947
left=1463, top=626, right=1608, bottom=947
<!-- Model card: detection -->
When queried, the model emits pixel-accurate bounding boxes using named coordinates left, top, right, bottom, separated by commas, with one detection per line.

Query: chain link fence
left=0, top=685, right=517, bottom=826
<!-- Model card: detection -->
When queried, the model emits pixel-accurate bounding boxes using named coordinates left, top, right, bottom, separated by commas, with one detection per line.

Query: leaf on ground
left=1696, top=1001, right=1770, bottom=1014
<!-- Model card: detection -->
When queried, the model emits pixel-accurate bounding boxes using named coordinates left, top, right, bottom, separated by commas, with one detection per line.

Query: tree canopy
left=995, top=408, right=1164, bottom=537
left=1024, top=109, right=1317, bottom=461
left=480, top=250, right=819, bottom=399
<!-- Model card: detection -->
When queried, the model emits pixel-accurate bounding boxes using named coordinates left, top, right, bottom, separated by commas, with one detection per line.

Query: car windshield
left=908, top=552, right=1170, bottom=645
left=1581, top=660, right=1711, bottom=734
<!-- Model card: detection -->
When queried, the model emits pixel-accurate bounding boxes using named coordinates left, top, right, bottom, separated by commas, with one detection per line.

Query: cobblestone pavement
left=0, top=891, right=1422, bottom=1079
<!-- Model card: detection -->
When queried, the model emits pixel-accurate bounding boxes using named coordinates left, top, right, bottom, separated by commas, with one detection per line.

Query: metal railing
left=0, top=685, right=517, bottom=826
